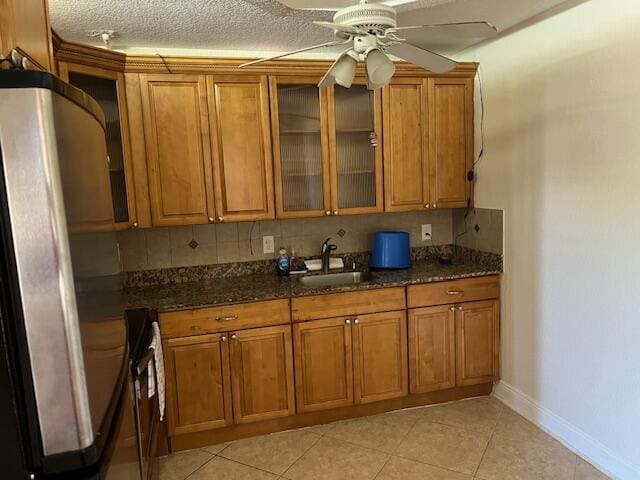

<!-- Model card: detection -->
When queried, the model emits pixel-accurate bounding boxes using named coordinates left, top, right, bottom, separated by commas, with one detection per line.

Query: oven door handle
left=134, top=347, right=155, bottom=379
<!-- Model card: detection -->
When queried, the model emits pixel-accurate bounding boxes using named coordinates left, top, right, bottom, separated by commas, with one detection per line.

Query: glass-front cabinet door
left=59, top=62, right=137, bottom=229
left=328, top=82, right=383, bottom=216
left=270, top=77, right=331, bottom=219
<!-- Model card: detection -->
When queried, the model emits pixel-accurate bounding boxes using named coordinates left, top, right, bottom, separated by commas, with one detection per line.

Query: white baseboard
left=493, top=380, right=640, bottom=480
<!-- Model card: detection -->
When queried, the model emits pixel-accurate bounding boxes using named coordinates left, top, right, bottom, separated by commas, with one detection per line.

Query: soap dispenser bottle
left=276, top=247, right=290, bottom=276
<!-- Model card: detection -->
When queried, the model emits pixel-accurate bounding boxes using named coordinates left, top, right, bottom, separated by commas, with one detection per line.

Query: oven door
left=104, top=372, right=142, bottom=480
left=133, top=346, right=160, bottom=480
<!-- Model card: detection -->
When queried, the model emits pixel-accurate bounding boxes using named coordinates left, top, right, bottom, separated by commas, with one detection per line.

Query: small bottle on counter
left=276, top=247, right=290, bottom=276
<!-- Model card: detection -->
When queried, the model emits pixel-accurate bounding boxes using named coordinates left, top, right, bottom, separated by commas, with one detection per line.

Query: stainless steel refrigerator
left=0, top=70, right=137, bottom=479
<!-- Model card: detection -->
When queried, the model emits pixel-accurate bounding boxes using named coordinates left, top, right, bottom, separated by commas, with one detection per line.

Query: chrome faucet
left=321, top=238, right=337, bottom=273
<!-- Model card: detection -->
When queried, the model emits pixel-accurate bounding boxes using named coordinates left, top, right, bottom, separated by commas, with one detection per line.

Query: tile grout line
left=372, top=412, right=422, bottom=480
left=182, top=452, right=217, bottom=480
left=471, top=402, right=505, bottom=479
left=278, top=430, right=325, bottom=480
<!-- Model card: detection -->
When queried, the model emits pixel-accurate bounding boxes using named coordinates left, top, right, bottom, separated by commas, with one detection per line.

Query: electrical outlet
left=421, top=224, right=432, bottom=241
left=262, top=235, right=275, bottom=254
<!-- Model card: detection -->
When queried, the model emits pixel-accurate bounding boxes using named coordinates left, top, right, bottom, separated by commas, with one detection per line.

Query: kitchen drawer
left=159, top=299, right=291, bottom=338
left=291, top=287, right=405, bottom=322
left=407, top=276, right=499, bottom=308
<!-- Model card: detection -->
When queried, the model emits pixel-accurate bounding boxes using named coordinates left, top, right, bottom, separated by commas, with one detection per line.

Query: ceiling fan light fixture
left=365, top=48, right=395, bottom=88
left=325, top=50, right=358, bottom=88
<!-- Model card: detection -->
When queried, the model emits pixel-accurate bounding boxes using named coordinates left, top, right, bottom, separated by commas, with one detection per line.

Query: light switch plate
left=421, top=224, right=432, bottom=241
left=263, top=235, right=275, bottom=254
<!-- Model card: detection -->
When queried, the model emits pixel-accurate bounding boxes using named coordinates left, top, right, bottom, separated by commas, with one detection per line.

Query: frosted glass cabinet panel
left=270, top=78, right=331, bottom=218
left=329, top=84, right=383, bottom=215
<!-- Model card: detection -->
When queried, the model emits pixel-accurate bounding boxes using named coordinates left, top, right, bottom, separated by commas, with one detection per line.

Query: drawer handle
left=447, top=290, right=464, bottom=295
left=216, top=315, right=238, bottom=322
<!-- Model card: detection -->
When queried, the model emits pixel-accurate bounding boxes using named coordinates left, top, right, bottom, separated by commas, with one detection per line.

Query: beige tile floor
left=158, top=396, right=611, bottom=480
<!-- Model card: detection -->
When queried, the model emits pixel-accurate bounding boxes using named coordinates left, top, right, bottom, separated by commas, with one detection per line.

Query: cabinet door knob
left=450, top=306, right=456, bottom=311
left=345, top=319, right=351, bottom=325
left=354, top=318, right=360, bottom=324
left=432, top=203, right=437, bottom=208
left=425, top=204, right=430, bottom=209
left=230, top=333, right=237, bottom=340
left=333, top=210, right=339, bottom=216
left=458, top=306, right=463, bottom=311
left=208, top=216, right=215, bottom=223
left=132, top=222, right=139, bottom=229
left=217, top=216, right=224, bottom=222
left=325, top=210, right=331, bottom=216
left=221, top=335, right=227, bottom=342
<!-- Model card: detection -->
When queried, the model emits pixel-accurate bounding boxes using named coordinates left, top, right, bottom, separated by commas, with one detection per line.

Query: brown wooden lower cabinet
left=164, top=334, right=233, bottom=436
left=353, top=311, right=408, bottom=404
left=408, top=305, right=456, bottom=394
left=161, top=278, right=500, bottom=448
left=456, top=300, right=500, bottom=386
left=229, top=325, right=295, bottom=424
left=293, top=311, right=408, bottom=413
left=164, top=325, right=295, bottom=436
left=293, top=317, right=354, bottom=413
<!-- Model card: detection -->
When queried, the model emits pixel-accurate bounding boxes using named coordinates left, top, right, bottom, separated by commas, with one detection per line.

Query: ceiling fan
left=238, top=0, right=497, bottom=89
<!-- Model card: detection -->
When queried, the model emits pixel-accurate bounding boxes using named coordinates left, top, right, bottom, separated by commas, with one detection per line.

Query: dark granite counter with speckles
left=124, top=259, right=501, bottom=313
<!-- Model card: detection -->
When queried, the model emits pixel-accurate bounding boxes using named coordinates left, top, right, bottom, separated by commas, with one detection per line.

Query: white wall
left=460, top=1, right=640, bottom=477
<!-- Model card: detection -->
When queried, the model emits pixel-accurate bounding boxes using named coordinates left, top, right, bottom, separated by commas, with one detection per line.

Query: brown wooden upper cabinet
left=207, top=76, right=275, bottom=222
left=0, top=0, right=54, bottom=71
left=383, top=77, right=473, bottom=211
left=328, top=82, right=384, bottom=216
left=139, top=74, right=215, bottom=226
left=59, top=62, right=137, bottom=229
left=270, top=76, right=331, bottom=219
left=383, top=79, right=429, bottom=212
left=270, top=77, right=383, bottom=218
left=428, top=77, right=474, bottom=209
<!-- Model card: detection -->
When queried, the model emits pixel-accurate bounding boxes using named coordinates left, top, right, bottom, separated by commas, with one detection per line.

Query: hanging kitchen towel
left=148, top=321, right=166, bottom=421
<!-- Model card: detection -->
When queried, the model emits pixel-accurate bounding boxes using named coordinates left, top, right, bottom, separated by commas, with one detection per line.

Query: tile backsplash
left=117, top=210, right=454, bottom=272
left=452, top=207, right=503, bottom=255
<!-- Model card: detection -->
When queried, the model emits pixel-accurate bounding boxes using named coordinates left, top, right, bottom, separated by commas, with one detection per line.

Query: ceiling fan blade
left=388, top=21, right=498, bottom=55
left=238, top=40, right=348, bottom=68
left=276, top=0, right=362, bottom=10
left=386, top=42, right=458, bottom=74
left=313, top=21, right=364, bottom=35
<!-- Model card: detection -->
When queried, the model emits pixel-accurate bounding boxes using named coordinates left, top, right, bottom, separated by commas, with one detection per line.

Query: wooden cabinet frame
left=58, top=61, right=138, bottom=230
left=269, top=75, right=332, bottom=219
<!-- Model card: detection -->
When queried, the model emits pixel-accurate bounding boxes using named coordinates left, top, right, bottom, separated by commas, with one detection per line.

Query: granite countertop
left=124, top=259, right=502, bottom=313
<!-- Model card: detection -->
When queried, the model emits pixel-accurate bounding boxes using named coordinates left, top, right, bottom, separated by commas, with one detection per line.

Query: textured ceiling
left=49, top=0, right=573, bottom=56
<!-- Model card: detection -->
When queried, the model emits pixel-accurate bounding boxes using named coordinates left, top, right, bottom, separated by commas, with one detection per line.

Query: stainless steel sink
left=298, top=271, right=373, bottom=288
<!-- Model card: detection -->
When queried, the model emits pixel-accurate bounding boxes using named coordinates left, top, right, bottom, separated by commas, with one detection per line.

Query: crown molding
left=52, top=34, right=477, bottom=78
left=123, top=54, right=477, bottom=77
left=55, top=37, right=126, bottom=71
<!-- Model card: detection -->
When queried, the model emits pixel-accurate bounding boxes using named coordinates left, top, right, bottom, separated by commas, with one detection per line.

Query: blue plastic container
left=371, top=231, right=411, bottom=269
